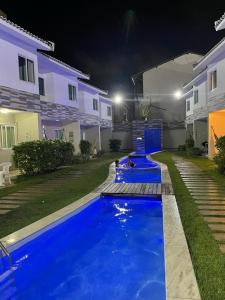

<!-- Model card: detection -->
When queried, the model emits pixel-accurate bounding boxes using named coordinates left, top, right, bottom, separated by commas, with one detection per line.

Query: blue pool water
left=1, top=196, right=165, bottom=300
left=115, top=155, right=161, bottom=183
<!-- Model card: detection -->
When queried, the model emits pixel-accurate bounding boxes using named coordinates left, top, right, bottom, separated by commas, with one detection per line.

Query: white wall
left=79, top=91, right=100, bottom=116
left=83, top=126, right=101, bottom=150
left=101, top=128, right=112, bottom=151
left=0, top=35, right=39, bottom=94
left=100, top=101, right=112, bottom=120
left=163, top=128, right=186, bottom=149
left=193, top=81, right=207, bottom=109
left=64, top=121, right=81, bottom=154
left=186, top=95, right=194, bottom=117
left=40, top=72, right=79, bottom=108
left=143, top=53, right=201, bottom=123
left=207, top=58, right=225, bottom=100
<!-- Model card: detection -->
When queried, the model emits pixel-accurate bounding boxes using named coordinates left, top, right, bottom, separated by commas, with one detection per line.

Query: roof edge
left=0, top=16, right=54, bottom=50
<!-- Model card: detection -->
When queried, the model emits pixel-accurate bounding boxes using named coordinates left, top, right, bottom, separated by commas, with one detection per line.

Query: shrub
left=73, top=154, right=83, bottom=164
left=109, top=139, right=121, bottom=152
left=214, top=136, right=225, bottom=174
left=13, top=140, right=74, bottom=176
left=177, top=144, right=186, bottom=151
left=96, top=149, right=105, bottom=157
left=186, top=147, right=202, bottom=156
left=185, top=136, right=194, bottom=148
left=54, top=140, right=74, bottom=165
left=79, top=140, right=91, bottom=160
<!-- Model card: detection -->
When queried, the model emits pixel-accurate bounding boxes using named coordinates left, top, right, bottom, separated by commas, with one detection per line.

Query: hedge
left=13, top=140, right=74, bottom=175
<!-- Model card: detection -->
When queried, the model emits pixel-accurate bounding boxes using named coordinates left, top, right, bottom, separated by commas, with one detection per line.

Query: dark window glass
left=38, top=77, right=45, bottom=96
left=68, top=84, right=76, bottom=100
left=93, top=99, right=98, bottom=110
left=18, top=56, right=27, bottom=81
left=186, top=100, right=190, bottom=112
left=194, top=90, right=198, bottom=104
left=107, top=106, right=112, bottom=116
left=27, top=59, right=35, bottom=83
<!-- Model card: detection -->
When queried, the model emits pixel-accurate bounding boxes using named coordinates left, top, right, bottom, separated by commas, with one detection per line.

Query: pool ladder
left=0, top=241, right=12, bottom=269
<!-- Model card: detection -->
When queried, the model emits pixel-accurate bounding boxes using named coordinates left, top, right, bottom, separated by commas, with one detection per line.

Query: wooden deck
left=96, top=183, right=173, bottom=196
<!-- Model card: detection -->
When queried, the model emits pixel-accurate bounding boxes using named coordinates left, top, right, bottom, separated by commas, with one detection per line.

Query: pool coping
left=0, top=154, right=201, bottom=300
left=151, top=156, right=201, bottom=300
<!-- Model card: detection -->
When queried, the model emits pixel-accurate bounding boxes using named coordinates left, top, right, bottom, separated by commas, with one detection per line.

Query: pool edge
left=1, top=153, right=201, bottom=300
left=151, top=154, right=201, bottom=300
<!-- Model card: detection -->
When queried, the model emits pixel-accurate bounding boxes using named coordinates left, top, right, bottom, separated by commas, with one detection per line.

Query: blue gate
left=144, top=128, right=161, bottom=154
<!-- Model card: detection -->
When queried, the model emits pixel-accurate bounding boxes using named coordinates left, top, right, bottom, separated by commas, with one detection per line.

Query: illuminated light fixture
left=137, top=137, right=142, bottom=140
left=0, top=108, right=9, bottom=114
left=114, top=94, right=123, bottom=104
left=174, top=90, right=183, bottom=99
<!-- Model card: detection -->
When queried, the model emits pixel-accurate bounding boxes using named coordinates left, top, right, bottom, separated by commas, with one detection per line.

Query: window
left=68, top=84, right=76, bottom=101
left=54, top=129, right=64, bottom=140
left=194, top=90, right=198, bottom=104
left=209, top=70, right=217, bottom=91
left=107, top=106, right=112, bottom=116
left=27, top=59, right=35, bottom=83
left=69, top=131, right=74, bottom=143
left=186, top=100, right=190, bottom=112
left=0, top=125, right=15, bottom=148
left=93, top=99, right=98, bottom=111
left=18, top=56, right=35, bottom=83
left=18, top=56, right=27, bottom=81
left=38, top=77, right=45, bottom=96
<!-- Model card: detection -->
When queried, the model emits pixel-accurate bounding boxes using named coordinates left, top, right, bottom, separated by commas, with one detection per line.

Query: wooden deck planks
left=100, top=183, right=173, bottom=195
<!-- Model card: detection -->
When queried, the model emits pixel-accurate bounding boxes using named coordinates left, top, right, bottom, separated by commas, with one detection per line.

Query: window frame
left=38, top=77, right=45, bottom=96
left=0, top=124, right=16, bottom=149
left=18, top=55, right=35, bottom=84
left=194, top=90, right=198, bottom=105
left=93, top=98, right=98, bottom=111
left=54, top=129, right=64, bottom=140
left=107, top=106, right=112, bottom=116
left=27, top=59, right=35, bottom=83
left=186, top=100, right=190, bottom=112
left=18, top=56, right=27, bottom=81
left=209, top=70, right=217, bottom=91
left=68, top=84, right=77, bottom=101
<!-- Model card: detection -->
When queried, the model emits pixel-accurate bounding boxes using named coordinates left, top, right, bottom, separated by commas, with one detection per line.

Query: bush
left=177, top=144, right=186, bottom=151
left=73, top=154, right=83, bottom=164
left=13, top=140, right=74, bottom=176
left=185, top=136, right=194, bottom=148
left=109, top=139, right=121, bottom=152
left=54, top=140, right=74, bottom=165
left=186, top=147, right=202, bottom=156
left=214, top=136, right=225, bottom=174
left=96, top=149, right=105, bottom=157
left=79, top=140, right=91, bottom=160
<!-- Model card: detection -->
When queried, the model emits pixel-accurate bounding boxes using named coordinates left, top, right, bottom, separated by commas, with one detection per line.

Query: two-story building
left=184, top=12, right=225, bottom=158
left=0, top=16, right=112, bottom=163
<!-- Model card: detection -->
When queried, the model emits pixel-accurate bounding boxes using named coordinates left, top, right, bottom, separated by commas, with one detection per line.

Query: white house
left=0, top=16, right=112, bottom=163
left=183, top=12, right=225, bottom=158
left=132, top=53, right=202, bottom=149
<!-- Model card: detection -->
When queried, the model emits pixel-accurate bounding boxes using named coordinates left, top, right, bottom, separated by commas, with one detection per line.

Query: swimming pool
left=0, top=196, right=165, bottom=300
left=115, top=155, right=161, bottom=183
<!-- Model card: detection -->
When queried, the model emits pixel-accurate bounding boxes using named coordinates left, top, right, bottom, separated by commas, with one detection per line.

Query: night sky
left=1, top=2, right=224, bottom=97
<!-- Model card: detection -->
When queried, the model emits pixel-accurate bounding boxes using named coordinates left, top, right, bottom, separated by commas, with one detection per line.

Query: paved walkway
left=173, top=156, right=225, bottom=253
left=0, top=170, right=86, bottom=216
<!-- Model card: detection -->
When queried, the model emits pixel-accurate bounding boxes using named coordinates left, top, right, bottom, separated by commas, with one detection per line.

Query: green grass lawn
left=152, top=151, right=225, bottom=300
left=0, top=152, right=125, bottom=238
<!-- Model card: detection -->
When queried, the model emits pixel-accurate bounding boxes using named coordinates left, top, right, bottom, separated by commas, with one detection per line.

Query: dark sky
left=1, top=1, right=224, bottom=96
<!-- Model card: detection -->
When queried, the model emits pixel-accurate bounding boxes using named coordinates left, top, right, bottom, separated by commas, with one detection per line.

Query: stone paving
left=173, top=156, right=225, bottom=253
left=0, top=170, right=86, bottom=216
